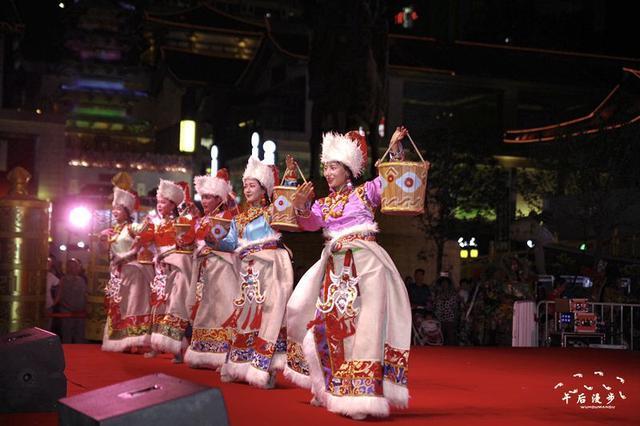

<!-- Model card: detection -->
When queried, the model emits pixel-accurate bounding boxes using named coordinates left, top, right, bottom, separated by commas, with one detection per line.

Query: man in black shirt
left=408, top=268, right=432, bottom=310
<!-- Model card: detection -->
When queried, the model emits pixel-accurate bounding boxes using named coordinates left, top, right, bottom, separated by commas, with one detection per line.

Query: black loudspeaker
left=58, top=373, right=229, bottom=426
left=0, top=327, right=67, bottom=412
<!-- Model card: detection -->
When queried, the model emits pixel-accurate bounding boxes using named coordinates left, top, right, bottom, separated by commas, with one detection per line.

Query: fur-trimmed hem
left=235, top=234, right=282, bottom=253
left=184, top=348, right=227, bottom=369
left=220, top=360, right=250, bottom=383
left=383, top=380, right=410, bottom=409
left=283, top=364, right=311, bottom=389
left=150, top=332, right=182, bottom=355
left=301, top=328, right=404, bottom=416
left=102, top=334, right=150, bottom=352
left=323, top=223, right=379, bottom=246
left=270, top=353, right=286, bottom=371
left=302, top=329, right=328, bottom=407
left=246, top=366, right=271, bottom=388
left=326, top=394, right=390, bottom=418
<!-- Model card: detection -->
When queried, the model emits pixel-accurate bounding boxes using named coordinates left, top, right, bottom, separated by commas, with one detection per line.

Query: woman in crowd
left=285, top=127, right=413, bottom=420
left=434, top=275, right=460, bottom=346
left=184, top=169, right=240, bottom=369
left=211, top=156, right=296, bottom=388
left=101, top=180, right=154, bottom=352
left=53, top=258, right=88, bottom=344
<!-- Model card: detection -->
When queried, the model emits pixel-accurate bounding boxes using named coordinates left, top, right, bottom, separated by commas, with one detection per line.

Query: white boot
left=310, top=396, right=324, bottom=407
left=265, top=371, right=277, bottom=389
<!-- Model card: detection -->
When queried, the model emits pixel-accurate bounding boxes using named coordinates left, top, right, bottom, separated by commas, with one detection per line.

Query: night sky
left=7, top=1, right=639, bottom=63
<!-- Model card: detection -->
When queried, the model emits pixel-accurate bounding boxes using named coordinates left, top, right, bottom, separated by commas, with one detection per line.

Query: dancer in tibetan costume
left=212, top=157, right=295, bottom=388
left=285, top=128, right=412, bottom=420
left=145, top=179, right=195, bottom=363
left=184, top=169, right=240, bottom=369
left=101, top=175, right=154, bottom=352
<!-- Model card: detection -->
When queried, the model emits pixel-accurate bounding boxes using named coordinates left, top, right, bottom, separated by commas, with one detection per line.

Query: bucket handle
left=211, top=197, right=240, bottom=217
left=280, top=161, right=308, bottom=185
left=376, top=132, right=426, bottom=166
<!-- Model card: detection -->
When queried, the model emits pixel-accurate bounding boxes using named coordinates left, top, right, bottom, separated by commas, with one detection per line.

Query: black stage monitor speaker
left=0, top=327, right=67, bottom=412
left=58, top=373, right=229, bottom=426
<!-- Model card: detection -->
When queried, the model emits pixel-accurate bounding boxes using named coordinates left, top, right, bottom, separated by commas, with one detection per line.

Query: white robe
left=184, top=244, right=239, bottom=368
left=285, top=227, right=411, bottom=418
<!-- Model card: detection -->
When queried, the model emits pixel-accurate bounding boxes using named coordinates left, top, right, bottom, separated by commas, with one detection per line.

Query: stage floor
left=2, top=344, right=639, bottom=425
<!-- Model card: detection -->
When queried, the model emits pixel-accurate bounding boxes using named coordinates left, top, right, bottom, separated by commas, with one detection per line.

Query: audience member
left=52, top=258, right=88, bottom=343
left=407, top=268, right=432, bottom=310
left=434, top=275, right=460, bottom=346
left=45, top=256, right=60, bottom=332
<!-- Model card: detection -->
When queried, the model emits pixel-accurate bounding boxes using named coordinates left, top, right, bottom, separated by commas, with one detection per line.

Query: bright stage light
left=77, top=241, right=86, bottom=248
left=210, top=145, right=218, bottom=174
left=69, top=206, right=92, bottom=229
left=251, top=132, right=260, bottom=159
left=179, top=120, right=196, bottom=153
left=263, top=140, right=276, bottom=165
left=59, top=244, right=67, bottom=251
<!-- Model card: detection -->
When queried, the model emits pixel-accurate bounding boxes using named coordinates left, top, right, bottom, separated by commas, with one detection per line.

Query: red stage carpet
left=2, top=344, right=639, bottom=425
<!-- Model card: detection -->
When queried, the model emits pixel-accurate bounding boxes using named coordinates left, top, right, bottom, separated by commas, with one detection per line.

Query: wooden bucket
left=270, top=186, right=300, bottom=232
left=135, top=219, right=154, bottom=264
left=173, top=222, right=193, bottom=253
left=376, top=133, right=430, bottom=216
left=208, top=216, right=232, bottom=241
left=270, top=162, right=307, bottom=232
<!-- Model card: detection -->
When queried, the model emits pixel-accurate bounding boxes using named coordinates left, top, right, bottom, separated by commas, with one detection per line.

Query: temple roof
left=504, top=68, right=640, bottom=143
left=388, top=35, right=640, bottom=86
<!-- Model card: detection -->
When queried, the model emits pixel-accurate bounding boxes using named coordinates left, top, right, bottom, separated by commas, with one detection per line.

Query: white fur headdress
left=320, top=131, right=367, bottom=178
left=194, top=169, right=232, bottom=199
left=242, top=156, right=275, bottom=197
left=157, top=179, right=184, bottom=205
left=112, top=187, right=136, bottom=212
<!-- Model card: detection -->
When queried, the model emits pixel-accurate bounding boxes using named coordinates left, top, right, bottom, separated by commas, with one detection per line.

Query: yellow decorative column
left=86, top=232, right=110, bottom=341
left=0, top=167, right=51, bottom=334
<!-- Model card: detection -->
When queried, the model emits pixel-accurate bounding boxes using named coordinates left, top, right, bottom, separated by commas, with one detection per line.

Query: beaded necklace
left=235, top=206, right=265, bottom=237
left=319, top=183, right=353, bottom=221
left=108, top=222, right=127, bottom=244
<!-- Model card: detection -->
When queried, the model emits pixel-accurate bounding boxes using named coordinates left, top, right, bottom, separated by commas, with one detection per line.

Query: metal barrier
left=535, top=301, right=640, bottom=351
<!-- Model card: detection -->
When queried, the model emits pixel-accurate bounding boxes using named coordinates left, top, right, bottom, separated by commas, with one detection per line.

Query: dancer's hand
left=285, top=154, right=297, bottom=171
left=99, top=228, right=115, bottom=240
left=389, top=126, right=408, bottom=151
left=293, top=181, right=314, bottom=210
left=131, top=236, right=142, bottom=250
left=186, top=202, right=201, bottom=219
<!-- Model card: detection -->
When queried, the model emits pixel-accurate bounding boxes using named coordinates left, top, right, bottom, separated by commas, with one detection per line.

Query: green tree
left=517, top=125, right=640, bottom=299
left=415, top=128, right=507, bottom=273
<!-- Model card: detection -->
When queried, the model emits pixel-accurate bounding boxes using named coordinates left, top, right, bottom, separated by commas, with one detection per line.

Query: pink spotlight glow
left=69, top=206, right=92, bottom=229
